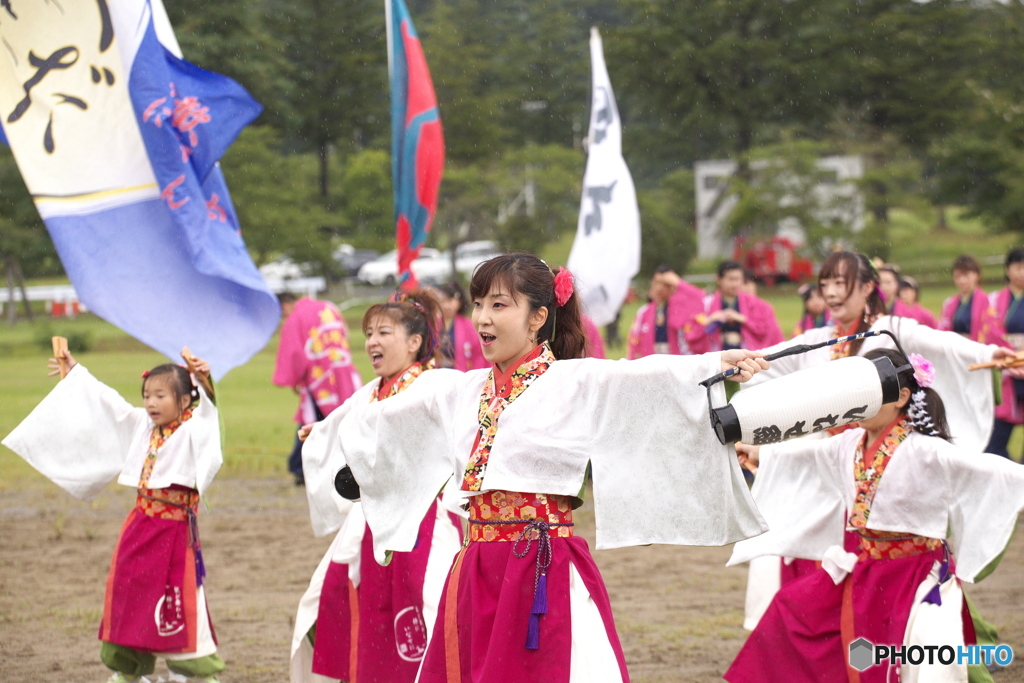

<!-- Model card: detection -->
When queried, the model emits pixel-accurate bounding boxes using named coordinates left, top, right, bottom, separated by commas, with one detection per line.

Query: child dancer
left=793, top=283, right=830, bottom=337
left=3, top=351, right=224, bottom=683
left=312, top=252, right=771, bottom=682
left=290, top=290, right=463, bottom=683
left=726, top=349, right=1024, bottom=682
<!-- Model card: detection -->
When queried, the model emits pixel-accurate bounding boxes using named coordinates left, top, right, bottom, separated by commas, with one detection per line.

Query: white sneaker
left=105, top=674, right=152, bottom=683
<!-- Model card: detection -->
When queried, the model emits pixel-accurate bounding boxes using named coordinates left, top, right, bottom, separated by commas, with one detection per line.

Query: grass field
left=2, top=213, right=1021, bottom=484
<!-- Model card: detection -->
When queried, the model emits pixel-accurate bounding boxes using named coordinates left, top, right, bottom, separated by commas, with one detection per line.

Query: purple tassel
left=532, top=571, right=549, bottom=615
left=525, top=613, right=541, bottom=650
left=922, top=584, right=942, bottom=605
left=525, top=571, right=549, bottom=650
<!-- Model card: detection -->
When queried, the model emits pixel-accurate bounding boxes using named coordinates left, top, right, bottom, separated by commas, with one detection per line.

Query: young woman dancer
left=4, top=352, right=224, bottom=683
left=290, top=290, right=463, bottom=683
left=726, top=349, right=1024, bottom=683
left=738, top=251, right=1015, bottom=636
left=309, top=252, right=771, bottom=682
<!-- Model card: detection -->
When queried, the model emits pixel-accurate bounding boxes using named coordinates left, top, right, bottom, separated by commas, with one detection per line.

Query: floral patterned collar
left=373, top=360, right=432, bottom=402
left=848, top=415, right=910, bottom=529
left=829, top=316, right=878, bottom=360
left=461, top=343, right=555, bottom=491
left=139, top=406, right=194, bottom=488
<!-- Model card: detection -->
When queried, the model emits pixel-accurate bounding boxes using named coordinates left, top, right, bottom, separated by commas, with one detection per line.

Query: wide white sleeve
left=301, top=381, right=375, bottom=537
left=189, top=383, right=222, bottom=496
left=578, top=353, right=768, bottom=549
left=727, top=435, right=849, bottom=566
left=940, top=444, right=1024, bottom=582
left=1, top=364, right=148, bottom=500
left=873, top=317, right=998, bottom=451
left=341, top=370, right=466, bottom=565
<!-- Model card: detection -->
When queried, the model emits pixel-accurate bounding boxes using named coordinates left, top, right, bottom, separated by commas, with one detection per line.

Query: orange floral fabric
left=856, top=530, right=943, bottom=560
left=462, top=344, right=555, bottom=491
left=848, top=417, right=910, bottom=530
left=468, top=490, right=574, bottom=542
left=371, top=360, right=432, bottom=403
left=136, top=486, right=199, bottom=521
left=138, top=406, right=194, bottom=488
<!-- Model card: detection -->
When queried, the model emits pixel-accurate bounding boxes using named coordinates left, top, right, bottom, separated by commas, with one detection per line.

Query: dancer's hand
left=297, top=424, right=314, bottom=442
left=721, top=350, right=769, bottom=382
left=46, top=349, right=77, bottom=377
left=735, top=442, right=760, bottom=472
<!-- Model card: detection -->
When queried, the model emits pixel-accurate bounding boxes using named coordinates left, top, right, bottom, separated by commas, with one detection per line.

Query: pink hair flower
left=908, top=353, right=935, bottom=388
left=553, top=268, right=575, bottom=307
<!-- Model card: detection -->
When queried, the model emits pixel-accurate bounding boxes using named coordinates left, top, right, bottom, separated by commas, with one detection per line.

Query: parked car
left=333, top=244, right=380, bottom=278
left=259, top=256, right=309, bottom=281
left=357, top=248, right=444, bottom=286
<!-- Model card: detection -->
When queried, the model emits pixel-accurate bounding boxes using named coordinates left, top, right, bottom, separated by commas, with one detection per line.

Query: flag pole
left=385, top=0, right=394, bottom=80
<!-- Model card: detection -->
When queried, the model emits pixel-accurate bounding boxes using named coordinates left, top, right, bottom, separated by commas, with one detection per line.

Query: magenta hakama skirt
left=726, top=545, right=974, bottom=683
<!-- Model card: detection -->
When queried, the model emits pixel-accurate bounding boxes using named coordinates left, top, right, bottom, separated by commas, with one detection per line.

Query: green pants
left=101, top=641, right=225, bottom=678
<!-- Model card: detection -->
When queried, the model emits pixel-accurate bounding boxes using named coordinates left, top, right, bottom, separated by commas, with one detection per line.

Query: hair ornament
left=908, top=353, right=935, bottom=388
left=141, top=370, right=150, bottom=379
left=907, top=389, right=940, bottom=436
left=553, top=267, right=574, bottom=308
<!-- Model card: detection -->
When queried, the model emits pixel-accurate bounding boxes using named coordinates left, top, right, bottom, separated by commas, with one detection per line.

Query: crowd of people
left=5, top=247, right=1024, bottom=683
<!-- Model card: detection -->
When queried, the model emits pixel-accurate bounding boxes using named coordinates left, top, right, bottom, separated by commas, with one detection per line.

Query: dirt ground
left=2, top=477, right=1023, bottom=683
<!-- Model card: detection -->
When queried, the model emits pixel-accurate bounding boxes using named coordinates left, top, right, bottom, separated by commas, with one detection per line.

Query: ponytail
left=863, top=348, right=952, bottom=441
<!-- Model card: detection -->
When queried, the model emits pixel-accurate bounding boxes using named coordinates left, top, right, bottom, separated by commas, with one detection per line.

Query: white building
left=694, top=155, right=864, bottom=260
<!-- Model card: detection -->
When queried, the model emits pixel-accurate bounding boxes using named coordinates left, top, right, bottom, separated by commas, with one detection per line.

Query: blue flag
left=0, top=0, right=277, bottom=379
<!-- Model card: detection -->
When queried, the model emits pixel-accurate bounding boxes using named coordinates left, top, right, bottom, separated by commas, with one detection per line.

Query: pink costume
left=893, top=299, right=937, bottom=328
left=446, top=315, right=489, bottom=371
left=990, top=288, right=1023, bottom=425
left=273, top=297, right=362, bottom=423
left=582, top=315, right=606, bottom=359
left=688, top=291, right=784, bottom=353
left=626, top=280, right=705, bottom=358
left=938, top=289, right=1003, bottom=345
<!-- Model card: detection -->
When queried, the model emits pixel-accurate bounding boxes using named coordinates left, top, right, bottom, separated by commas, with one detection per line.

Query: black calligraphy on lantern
left=752, top=424, right=782, bottom=445
left=843, top=405, right=869, bottom=422
left=783, top=421, right=808, bottom=440
left=812, top=414, right=839, bottom=433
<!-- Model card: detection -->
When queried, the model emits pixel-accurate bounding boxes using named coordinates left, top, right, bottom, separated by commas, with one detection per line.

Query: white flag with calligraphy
left=567, top=27, right=640, bottom=328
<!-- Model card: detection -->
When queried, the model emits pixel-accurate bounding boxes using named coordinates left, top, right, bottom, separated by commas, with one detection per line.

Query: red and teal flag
left=388, top=0, right=444, bottom=290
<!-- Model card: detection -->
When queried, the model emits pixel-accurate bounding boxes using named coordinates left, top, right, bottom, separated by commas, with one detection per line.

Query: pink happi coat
left=893, top=299, right=937, bottom=328
left=688, top=291, right=784, bottom=353
left=447, top=315, right=488, bottom=371
left=273, top=297, right=362, bottom=423
left=991, top=288, right=1023, bottom=425
left=582, top=315, right=606, bottom=359
left=938, top=289, right=1004, bottom=345
left=627, top=280, right=705, bottom=358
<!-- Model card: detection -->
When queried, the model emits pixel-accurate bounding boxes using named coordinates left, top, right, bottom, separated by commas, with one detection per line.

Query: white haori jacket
left=2, top=363, right=221, bottom=499
left=302, top=352, right=769, bottom=566
left=301, top=380, right=378, bottom=538
left=748, top=316, right=999, bottom=452
left=728, top=429, right=1024, bottom=583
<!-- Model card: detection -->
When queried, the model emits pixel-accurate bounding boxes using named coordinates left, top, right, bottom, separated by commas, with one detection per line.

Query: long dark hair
left=142, top=364, right=199, bottom=408
left=863, top=349, right=951, bottom=441
left=819, top=251, right=887, bottom=356
left=362, top=289, right=443, bottom=364
left=469, top=253, right=588, bottom=360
